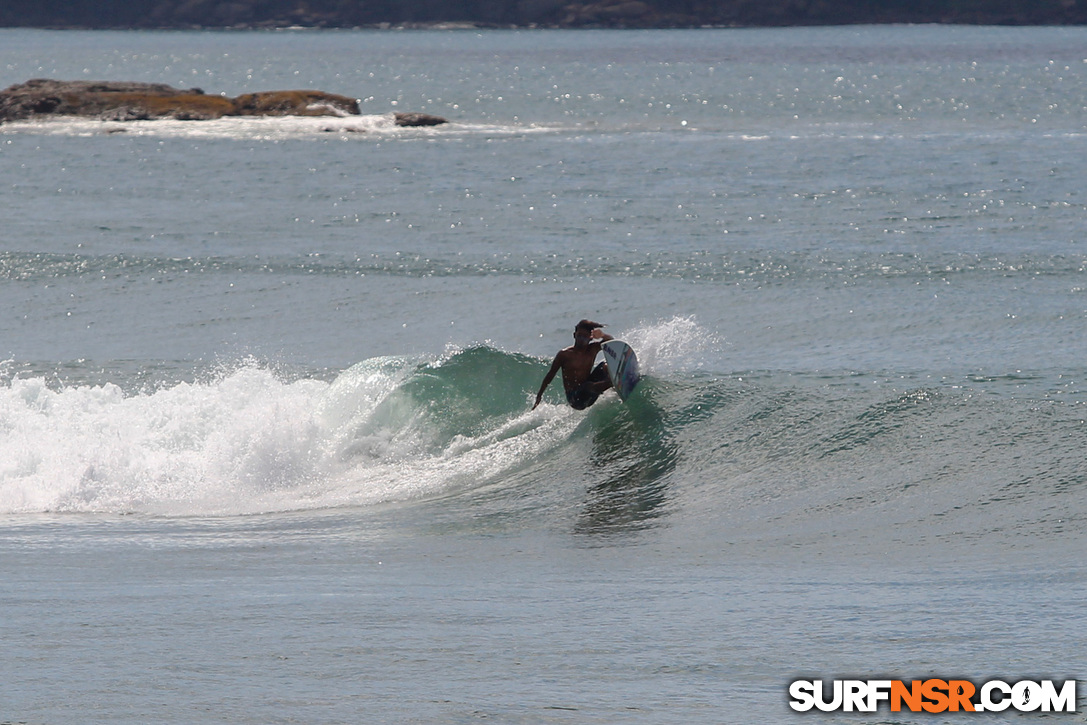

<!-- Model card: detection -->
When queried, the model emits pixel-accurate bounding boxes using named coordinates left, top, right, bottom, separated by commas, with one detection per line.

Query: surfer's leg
left=588, top=361, right=612, bottom=391
left=567, top=388, right=595, bottom=410
left=566, top=363, right=612, bottom=409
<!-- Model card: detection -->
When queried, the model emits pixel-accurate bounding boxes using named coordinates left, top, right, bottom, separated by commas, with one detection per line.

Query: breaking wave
left=1, top=321, right=1084, bottom=552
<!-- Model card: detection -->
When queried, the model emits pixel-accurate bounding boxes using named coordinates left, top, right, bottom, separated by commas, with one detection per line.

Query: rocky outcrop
left=393, top=112, right=449, bottom=127
left=0, top=79, right=423, bottom=123
left=232, top=89, right=362, bottom=117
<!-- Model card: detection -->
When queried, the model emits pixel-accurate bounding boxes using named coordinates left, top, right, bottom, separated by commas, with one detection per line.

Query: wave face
left=3, top=336, right=1084, bottom=554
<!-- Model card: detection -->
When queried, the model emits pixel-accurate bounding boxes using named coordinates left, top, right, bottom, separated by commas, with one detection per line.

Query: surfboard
left=600, top=340, right=640, bottom=402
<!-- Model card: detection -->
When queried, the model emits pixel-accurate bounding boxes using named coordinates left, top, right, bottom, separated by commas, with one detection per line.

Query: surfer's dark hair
left=575, top=319, right=604, bottom=332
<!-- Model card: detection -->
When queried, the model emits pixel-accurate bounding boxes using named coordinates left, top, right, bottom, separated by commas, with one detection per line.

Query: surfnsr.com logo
left=788, top=679, right=1077, bottom=713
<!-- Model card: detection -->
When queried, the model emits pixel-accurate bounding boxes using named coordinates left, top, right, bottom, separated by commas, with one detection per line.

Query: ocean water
left=1, top=25, right=1086, bottom=723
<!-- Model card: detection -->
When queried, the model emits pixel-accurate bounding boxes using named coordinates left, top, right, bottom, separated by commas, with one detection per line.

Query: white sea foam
left=0, top=366, right=319, bottom=514
left=622, top=316, right=721, bottom=374
left=0, top=357, right=574, bottom=516
left=0, top=114, right=543, bottom=141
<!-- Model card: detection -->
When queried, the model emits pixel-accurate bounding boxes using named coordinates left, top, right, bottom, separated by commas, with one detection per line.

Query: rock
left=393, top=111, right=448, bottom=127
left=0, top=79, right=362, bottom=123
left=232, top=90, right=360, bottom=117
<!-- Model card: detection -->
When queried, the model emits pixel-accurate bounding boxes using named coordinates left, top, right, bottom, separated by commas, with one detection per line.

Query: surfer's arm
left=591, top=329, right=613, bottom=343
left=532, top=355, right=563, bottom=410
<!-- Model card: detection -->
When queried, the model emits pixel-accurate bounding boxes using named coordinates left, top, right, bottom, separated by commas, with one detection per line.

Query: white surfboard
left=600, top=340, right=640, bottom=402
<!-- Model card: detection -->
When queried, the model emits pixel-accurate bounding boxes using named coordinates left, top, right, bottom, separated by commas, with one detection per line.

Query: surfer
left=532, top=319, right=614, bottom=410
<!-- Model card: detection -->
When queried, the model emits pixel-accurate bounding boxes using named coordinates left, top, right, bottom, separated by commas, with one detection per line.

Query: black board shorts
left=566, top=362, right=609, bottom=410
